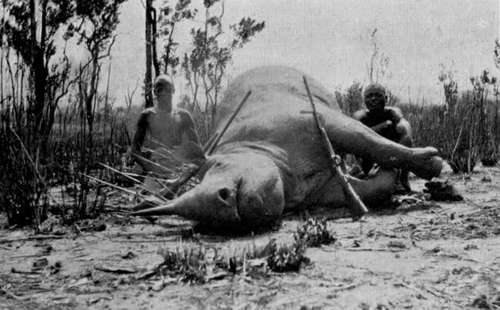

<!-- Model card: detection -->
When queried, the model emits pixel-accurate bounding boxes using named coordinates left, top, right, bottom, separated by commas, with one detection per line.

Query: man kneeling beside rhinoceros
left=132, top=66, right=442, bottom=231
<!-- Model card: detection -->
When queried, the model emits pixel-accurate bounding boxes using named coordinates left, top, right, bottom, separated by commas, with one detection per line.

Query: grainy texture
left=1, top=164, right=499, bottom=309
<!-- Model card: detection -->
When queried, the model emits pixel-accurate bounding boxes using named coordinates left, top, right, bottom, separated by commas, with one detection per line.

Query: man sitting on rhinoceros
left=353, top=83, right=413, bottom=192
left=129, top=75, right=199, bottom=173
left=132, top=66, right=442, bottom=231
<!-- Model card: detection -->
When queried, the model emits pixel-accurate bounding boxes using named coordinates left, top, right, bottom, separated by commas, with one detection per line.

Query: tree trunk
left=149, top=7, right=159, bottom=77
left=144, top=0, right=153, bottom=108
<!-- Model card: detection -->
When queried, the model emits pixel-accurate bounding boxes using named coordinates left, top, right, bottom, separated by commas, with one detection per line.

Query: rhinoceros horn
left=131, top=180, right=242, bottom=227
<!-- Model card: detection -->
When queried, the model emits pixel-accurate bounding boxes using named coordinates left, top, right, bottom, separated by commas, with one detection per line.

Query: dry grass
left=0, top=96, right=130, bottom=228
left=155, top=217, right=335, bottom=283
left=338, top=70, right=500, bottom=173
left=400, top=89, right=499, bottom=173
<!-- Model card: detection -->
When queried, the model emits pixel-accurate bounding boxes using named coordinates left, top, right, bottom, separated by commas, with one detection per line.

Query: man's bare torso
left=142, top=107, right=195, bottom=148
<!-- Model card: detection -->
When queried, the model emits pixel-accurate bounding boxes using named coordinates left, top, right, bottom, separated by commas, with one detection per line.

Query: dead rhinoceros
left=133, top=66, right=442, bottom=230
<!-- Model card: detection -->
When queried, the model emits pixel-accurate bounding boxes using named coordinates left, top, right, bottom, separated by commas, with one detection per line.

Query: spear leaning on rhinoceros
left=131, top=66, right=443, bottom=231
left=302, top=76, right=368, bottom=220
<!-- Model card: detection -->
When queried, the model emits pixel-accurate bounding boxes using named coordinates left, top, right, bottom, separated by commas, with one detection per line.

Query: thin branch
left=98, top=162, right=167, bottom=202
left=80, top=172, right=149, bottom=200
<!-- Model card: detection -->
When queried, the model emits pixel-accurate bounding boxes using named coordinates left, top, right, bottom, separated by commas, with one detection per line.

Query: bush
left=400, top=74, right=499, bottom=174
left=0, top=113, right=48, bottom=229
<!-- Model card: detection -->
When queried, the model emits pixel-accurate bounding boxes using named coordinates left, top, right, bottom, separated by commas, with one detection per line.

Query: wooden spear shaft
left=302, top=76, right=368, bottom=219
left=206, top=90, right=252, bottom=155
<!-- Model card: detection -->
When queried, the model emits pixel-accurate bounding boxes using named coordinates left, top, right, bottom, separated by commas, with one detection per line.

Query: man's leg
left=396, top=126, right=413, bottom=192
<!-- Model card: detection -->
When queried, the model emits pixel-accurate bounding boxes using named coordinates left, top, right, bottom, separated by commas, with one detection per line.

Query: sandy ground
left=1, top=165, right=500, bottom=310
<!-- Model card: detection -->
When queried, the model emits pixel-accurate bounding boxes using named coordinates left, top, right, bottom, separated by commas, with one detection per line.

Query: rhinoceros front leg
left=319, top=107, right=442, bottom=180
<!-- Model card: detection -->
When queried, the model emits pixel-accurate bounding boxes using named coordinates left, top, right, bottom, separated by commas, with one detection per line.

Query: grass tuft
left=295, top=217, right=337, bottom=247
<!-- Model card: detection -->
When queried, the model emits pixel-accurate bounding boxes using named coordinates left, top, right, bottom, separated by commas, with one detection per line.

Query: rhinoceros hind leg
left=318, top=168, right=398, bottom=208
left=319, top=109, right=443, bottom=180
left=349, top=169, right=398, bottom=207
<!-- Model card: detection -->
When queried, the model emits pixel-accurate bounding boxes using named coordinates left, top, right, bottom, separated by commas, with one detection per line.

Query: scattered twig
left=94, top=265, right=137, bottom=274
left=0, top=235, right=64, bottom=244
left=394, top=282, right=428, bottom=300
left=80, top=173, right=148, bottom=200
left=11, top=254, right=41, bottom=259
left=99, top=162, right=142, bottom=184
left=0, top=287, right=28, bottom=301
left=10, top=268, right=42, bottom=275
left=132, top=152, right=174, bottom=174
left=344, top=247, right=405, bottom=253
left=110, top=238, right=179, bottom=243
left=331, top=282, right=365, bottom=292
left=135, top=269, right=159, bottom=280
left=148, top=138, right=174, bottom=152
left=421, top=286, right=447, bottom=299
left=98, top=163, right=167, bottom=202
left=143, top=146, right=178, bottom=162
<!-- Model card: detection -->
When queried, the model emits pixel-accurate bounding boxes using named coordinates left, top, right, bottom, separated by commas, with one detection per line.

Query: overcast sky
left=110, top=0, right=500, bottom=105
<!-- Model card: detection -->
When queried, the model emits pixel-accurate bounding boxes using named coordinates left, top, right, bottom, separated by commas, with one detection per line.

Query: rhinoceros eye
left=218, top=188, right=231, bottom=201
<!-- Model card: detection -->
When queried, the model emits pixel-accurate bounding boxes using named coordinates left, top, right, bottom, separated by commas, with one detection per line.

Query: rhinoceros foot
left=409, top=147, right=443, bottom=180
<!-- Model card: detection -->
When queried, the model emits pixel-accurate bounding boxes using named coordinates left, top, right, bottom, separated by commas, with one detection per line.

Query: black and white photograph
left=0, top=0, right=499, bottom=309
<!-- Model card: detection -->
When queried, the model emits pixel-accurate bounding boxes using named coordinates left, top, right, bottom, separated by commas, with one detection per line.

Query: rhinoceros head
left=133, top=146, right=286, bottom=230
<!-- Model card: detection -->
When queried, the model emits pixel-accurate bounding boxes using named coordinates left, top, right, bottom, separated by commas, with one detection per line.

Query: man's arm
left=131, top=111, right=149, bottom=154
left=129, top=111, right=154, bottom=170
left=178, top=110, right=200, bottom=145
left=371, top=120, right=393, bottom=134
left=388, top=107, right=413, bottom=147
left=353, top=109, right=392, bottom=134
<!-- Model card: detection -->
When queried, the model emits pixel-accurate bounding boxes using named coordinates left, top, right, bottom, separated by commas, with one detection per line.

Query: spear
left=302, top=76, right=368, bottom=220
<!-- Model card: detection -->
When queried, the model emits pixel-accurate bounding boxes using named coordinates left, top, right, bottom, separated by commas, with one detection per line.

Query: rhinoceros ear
left=171, top=141, right=206, bottom=165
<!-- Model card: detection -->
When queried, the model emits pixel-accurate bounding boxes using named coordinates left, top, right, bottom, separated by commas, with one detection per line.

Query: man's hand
left=125, top=147, right=136, bottom=166
left=371, top=120, right=393, bottom=133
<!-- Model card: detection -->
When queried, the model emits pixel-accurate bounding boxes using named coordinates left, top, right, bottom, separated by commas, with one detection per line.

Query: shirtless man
left=130, top=75, right=199, bottom=173
left=353, top=83, right=413, bottom=192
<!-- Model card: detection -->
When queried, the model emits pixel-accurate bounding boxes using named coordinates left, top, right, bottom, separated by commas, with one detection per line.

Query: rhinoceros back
left=214, top=66, right=342, bottom=209
left=215, top=66, right=339, bottom=131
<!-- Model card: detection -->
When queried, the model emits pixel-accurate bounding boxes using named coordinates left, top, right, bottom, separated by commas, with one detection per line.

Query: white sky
left=110, top=0, right=500, bottom=105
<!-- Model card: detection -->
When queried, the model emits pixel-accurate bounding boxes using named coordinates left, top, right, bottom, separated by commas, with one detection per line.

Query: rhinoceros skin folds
left=133, top=66, right=443, bottom=231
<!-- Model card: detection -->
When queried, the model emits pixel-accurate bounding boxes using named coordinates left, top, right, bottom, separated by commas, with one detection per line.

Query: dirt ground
left=1, top=165, right=500, bottom=310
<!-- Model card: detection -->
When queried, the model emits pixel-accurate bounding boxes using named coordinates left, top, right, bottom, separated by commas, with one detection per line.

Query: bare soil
left=1, top=165, right=500, bottom=310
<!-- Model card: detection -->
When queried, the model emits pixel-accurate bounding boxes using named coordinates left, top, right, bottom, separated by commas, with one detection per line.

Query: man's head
left=154, top=75, right=175, bottom=111
left=154, top=75, right=174, bottom=97
left=364, top=83, right=387, bottom=112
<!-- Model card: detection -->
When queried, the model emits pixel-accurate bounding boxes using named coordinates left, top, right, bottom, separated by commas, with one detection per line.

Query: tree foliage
left=174, top=0, right=265, bottom=141
left=159, top=0, right=197, bottom=75
left=0, top=0, right=126, bottom=227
